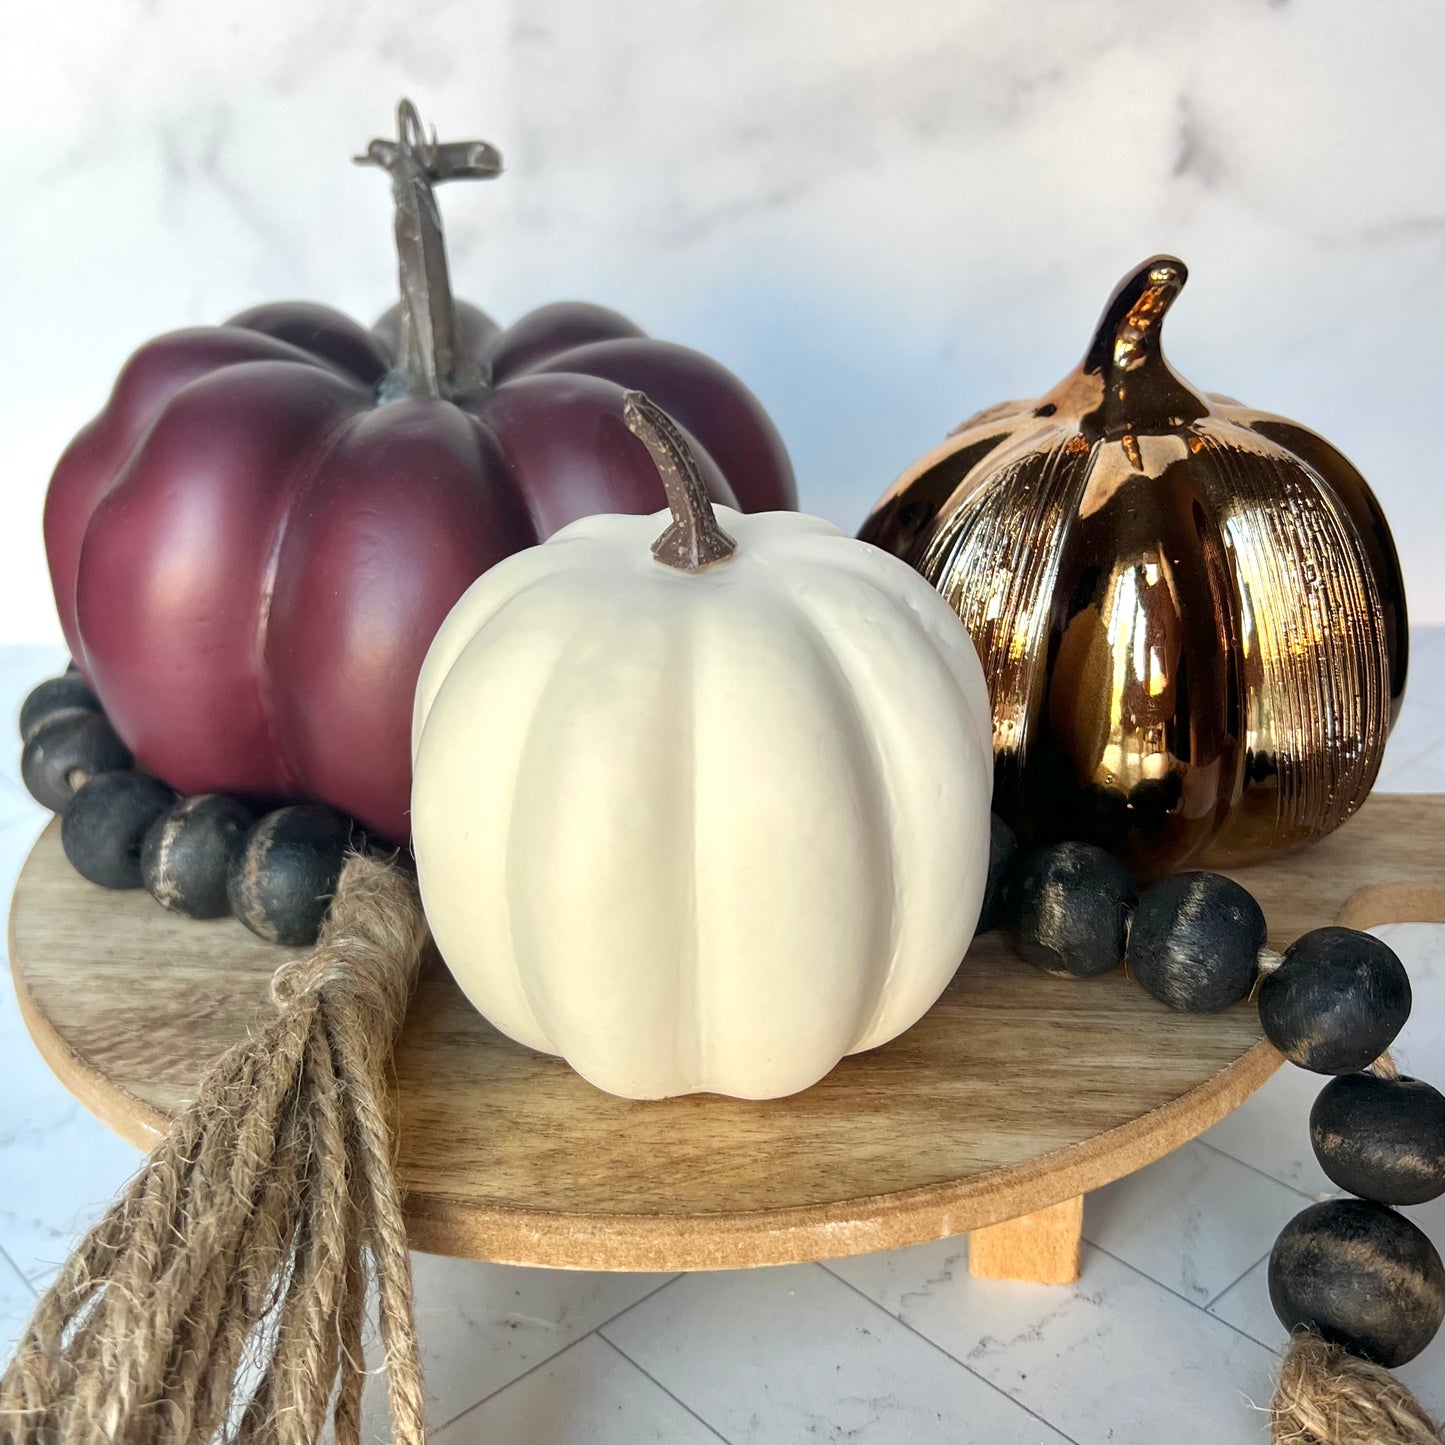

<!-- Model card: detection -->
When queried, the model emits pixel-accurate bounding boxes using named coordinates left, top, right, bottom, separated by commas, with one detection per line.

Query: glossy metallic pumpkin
left=860, top=256, right=1407, bottom=875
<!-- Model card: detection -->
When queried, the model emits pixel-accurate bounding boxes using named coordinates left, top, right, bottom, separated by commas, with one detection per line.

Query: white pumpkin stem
left=356, top=99, right=502, bottom=403
left=624, top=391, right=738, bottom=572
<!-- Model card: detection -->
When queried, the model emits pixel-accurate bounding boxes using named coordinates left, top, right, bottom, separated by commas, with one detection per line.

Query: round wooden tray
left=10, top=796, right=1442, bottom=1272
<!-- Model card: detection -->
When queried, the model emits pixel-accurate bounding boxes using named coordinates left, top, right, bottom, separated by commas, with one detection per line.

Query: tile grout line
left=0, top=1245, right=37, bottom=1299
left=1078, top=1132, right=1324, bottom=1310
left=429, top=1274, right=686, bottom=1432
left=1377, top=743, right=1445, bottom=784
left=573, top=1271, right=686, bottom=1336
left=1377, top=733, right=1445, bottom=783
left=1201, top=1248, right=1274, bottom=1316
left=1084, top=1241, right=1281, bottom=1357
left=594, top=1332, right=733, bottom=1444
left=431, top=1334, right=591, bottom=1436
left=1205, top=1292, right=1287, bottom=1356
left=817, top=1262, right=1085, bottom=1445
left=1191, top=1136, right=1327, bottom=1203
left=1204, top=1311, right=1283, bottom=1357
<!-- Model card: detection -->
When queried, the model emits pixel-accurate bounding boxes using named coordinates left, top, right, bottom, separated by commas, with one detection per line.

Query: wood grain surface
left=969, top=1195, right=1084, bottom=1285
left=9, top=795, right=1442, bottom=1271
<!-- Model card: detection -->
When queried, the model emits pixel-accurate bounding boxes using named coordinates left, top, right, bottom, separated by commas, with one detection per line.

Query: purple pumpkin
left=44, top=102, right=794, bottom=843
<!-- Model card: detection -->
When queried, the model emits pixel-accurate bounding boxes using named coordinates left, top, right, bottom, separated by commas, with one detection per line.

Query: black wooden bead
left=22, top=713, right=134, bottom=813
left=1258, top=927, right=1411, bottom=1074
left=18, top=672, right=101, bottom=744
left=141, top=795, right=257, bottom=919
left=1269, top=1198, right=1445, bottom=1367
left=975, top=813, right=1018, bottom=935
left=1310, top=1073, right=1445, bottom=1206
left=1127, top=872, right=1266, bottom=1013
left=228, top=805, right=355, bottom=946
left=61, top=771, right=177, bottom=890
left=1006, top=842, right=1136, bottom=978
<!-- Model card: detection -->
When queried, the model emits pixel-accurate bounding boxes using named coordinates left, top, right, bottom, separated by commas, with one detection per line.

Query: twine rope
left=1271, top=1331, right=1441, bottom=1445
left=0, top=852, right=430, bottom=1445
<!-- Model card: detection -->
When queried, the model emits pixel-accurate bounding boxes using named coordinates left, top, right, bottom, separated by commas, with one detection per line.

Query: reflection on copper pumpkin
left=860, top=256, right=1407, bottom=876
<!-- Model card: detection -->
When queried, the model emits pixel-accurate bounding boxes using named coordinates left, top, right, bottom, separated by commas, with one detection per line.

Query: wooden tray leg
left=968, top=1195, right=1083, bottom=1285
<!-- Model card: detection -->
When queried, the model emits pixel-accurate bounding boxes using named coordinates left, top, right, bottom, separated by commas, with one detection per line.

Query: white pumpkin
left=411, top=393, right=994, bottom=1100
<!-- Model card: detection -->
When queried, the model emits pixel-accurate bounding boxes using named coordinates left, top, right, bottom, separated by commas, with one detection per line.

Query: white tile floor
left=0, top=636, right=1440, bottom=1445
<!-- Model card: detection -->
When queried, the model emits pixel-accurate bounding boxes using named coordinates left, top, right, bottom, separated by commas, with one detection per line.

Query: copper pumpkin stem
left=1079, top=255, right=1209, bottom=435
left=623, top=392, right=738, bottom=573
left=1099, top=256, right=1188, bottom=376
left=356, top=99, right=502, bottom=403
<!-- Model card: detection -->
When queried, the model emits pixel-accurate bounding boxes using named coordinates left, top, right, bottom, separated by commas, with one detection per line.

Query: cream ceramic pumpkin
left=411, top=392, right=994, bottom=1099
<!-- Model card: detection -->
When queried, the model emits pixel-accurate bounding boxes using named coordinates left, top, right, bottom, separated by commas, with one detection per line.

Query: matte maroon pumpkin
left=44, top=104, right=795, bottom=843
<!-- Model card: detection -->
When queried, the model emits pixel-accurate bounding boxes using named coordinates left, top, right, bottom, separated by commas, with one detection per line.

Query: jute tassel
left=1270, top=1333, right=1440, bottom=1444
left=1269, top=1052, right=1441, bottom=1445
left=0, top=852, right=430, bottom=1445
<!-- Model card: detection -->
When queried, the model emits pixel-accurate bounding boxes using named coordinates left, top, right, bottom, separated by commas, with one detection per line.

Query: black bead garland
left=989, top=810, right=1444, bottom=1380
left=1310, top=1072, right=1445, bottom=1206
left=227, top=805, right=356, bottom=947
left=141, top=794, right=258, bottom=919
left=18, top=672, right=101, bottom=742
left=17, top=667, right=361, bottom=947
left=1006, top=842, right=1135, bottom=978
left=21, top=711, right=134, bottom=813
left=1127, top=872, right=1266, bottom=1013
left=975, top=812, right=1017, bottom=935
left=1258, top=927, right=1412, bottom=1074
left=62, top=772, right=177, bottom=890
left=1268, top=1199, right=1445, bottom=1368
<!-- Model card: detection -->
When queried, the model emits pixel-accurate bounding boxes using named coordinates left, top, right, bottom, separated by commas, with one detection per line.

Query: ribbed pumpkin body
left=44, top=300, right=794, bottom=843
left=860, top=258, right=1407, bottom=875
left=412, top=505, right=994, bottom=1099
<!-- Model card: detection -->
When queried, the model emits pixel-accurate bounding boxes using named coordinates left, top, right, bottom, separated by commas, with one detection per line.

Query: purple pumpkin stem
left=356, top=98, right=502, bottom=402
left=624, top=391, right=738, bottom=573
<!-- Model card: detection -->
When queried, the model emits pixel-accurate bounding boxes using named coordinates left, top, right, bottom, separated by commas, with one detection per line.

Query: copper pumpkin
left=860, top=256, right=1407, bottom=875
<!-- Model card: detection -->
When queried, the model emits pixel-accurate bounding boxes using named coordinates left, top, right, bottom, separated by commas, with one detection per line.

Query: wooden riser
left=9, top=795, right=1442, bottom=1277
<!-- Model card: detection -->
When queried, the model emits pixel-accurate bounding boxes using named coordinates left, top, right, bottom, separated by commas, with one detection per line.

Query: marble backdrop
left=1, top=0, right=1441, bottom=639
